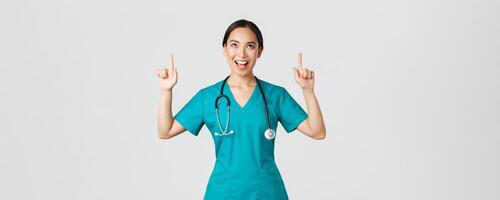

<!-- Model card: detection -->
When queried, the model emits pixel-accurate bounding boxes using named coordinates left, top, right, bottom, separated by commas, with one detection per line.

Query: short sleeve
left=277, top=88, right=308, bottom=133
left=174, top=90, right=205, bottom=136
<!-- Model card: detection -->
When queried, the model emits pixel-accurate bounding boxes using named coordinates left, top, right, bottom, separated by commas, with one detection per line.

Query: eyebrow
left=229, top=39, right=257, bottom=45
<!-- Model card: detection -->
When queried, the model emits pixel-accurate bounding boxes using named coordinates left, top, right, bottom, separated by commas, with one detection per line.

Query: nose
left=238, top=46, right=247, bottom=58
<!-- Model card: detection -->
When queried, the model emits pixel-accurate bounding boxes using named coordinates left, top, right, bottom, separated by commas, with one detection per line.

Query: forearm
left=157, top=90, right=174, bottom=138
left=302, top=89, right=326, bottom=138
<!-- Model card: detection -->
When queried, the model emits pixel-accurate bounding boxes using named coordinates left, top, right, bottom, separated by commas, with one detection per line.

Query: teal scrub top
left=175, top=79, right=307, bottom=200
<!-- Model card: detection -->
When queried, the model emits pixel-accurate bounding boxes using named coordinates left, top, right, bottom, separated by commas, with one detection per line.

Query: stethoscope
left=214, top=75, right=276, bottom=140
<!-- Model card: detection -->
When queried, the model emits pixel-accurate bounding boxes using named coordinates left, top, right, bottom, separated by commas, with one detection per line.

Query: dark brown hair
left=222, top=19, right=264, bottom=50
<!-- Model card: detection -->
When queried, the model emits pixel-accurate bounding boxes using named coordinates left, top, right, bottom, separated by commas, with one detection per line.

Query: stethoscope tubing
left=215, top=75, right=272, bottom=137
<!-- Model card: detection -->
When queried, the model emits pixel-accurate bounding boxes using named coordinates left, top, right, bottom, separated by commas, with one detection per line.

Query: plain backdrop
left=1, top=0, right=499, bottom=199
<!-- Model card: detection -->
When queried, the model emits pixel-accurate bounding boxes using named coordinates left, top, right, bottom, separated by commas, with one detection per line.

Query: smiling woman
left=155, top=19, right=326, bottom=200
left=222, top=20, right=263, bottom=77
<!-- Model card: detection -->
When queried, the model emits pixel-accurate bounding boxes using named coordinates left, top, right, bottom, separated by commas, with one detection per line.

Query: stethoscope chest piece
left=264, top=128, right=276, bottom=140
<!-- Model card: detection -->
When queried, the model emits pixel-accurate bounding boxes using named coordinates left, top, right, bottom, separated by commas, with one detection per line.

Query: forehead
left=228, top=27, right=257, bottom=43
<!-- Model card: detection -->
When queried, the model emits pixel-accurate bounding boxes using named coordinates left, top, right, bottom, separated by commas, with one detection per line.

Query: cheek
left=226, top=49, right=237, bottom=57
left=224, top=50, right=233, bottom=60
left=249, top=50, right=259, bottom=60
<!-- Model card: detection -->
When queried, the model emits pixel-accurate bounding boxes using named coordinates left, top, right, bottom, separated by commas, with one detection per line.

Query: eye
left=230, top=43, right=238, bottom=48
left=247, top=44, right=255, bottom=49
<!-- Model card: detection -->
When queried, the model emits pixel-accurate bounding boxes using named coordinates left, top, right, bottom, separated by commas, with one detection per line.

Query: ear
left=257, top=47, right=263, bottom=58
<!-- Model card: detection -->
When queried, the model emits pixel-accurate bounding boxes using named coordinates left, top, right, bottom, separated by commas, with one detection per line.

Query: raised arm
left=293, top=52, right=327, bottom=140
left=156, top=53, right=186, bottom=139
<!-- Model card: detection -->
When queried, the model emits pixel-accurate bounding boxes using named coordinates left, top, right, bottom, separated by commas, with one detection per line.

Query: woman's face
left=223, top=27, right=262, bottom=77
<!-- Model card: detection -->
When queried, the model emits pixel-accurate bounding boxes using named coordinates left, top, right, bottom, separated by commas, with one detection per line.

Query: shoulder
left=258, top=79, right=287, bottom=93
left=257, top=78, right=281, bottom=89
left=257, top=79, right=290, bottom=103
left=195, top=80, right=224, bottom=98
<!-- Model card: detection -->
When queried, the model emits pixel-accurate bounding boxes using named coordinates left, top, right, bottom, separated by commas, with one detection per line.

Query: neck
left=227, top=73, right=256, bottom=87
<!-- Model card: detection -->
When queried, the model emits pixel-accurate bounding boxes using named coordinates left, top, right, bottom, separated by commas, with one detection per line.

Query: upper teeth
left=236, top=60, right=248, bottom=64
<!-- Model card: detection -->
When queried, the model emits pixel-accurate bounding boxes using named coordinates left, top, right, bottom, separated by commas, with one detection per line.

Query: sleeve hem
left=285, top=114, right=308, bottom=133
left=174, top=116, right=200, bottom=136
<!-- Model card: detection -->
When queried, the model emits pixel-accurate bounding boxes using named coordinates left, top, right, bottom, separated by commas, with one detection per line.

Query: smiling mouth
left=235, top=60, right=249, bottom=69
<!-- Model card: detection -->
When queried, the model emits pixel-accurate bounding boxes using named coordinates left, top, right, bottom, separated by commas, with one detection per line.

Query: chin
left=232, top=66, right=253, bottom=77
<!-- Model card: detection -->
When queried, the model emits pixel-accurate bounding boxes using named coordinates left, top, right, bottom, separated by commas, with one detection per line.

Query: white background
left=1, top=0, right=499, bottom=199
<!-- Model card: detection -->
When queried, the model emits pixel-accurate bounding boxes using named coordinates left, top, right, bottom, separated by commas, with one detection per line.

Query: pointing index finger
left=169, top=53, right=174, bottom=70
left=297, top=52, right=303, bottom=68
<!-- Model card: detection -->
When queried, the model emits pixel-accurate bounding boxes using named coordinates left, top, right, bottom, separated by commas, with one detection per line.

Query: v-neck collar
left=223, top=80, right=259, bottom=110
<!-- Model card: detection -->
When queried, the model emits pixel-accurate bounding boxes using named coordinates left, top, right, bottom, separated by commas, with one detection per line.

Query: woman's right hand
left=156, top=53, right=178, bottom=91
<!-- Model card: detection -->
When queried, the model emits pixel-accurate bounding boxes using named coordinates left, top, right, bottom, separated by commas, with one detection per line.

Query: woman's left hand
left=293, top=52, right=315, bottom=90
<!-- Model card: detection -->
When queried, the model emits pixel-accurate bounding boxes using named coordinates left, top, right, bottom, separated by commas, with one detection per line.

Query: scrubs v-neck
left=174, top=79, right=307, bottom=200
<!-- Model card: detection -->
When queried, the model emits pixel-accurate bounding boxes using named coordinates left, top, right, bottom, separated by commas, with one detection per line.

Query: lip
left=234, top=60, right=249, bottom=64
left=234, top=60, right=249, bottom=70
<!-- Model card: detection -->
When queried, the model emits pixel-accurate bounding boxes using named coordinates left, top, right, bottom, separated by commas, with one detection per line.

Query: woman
left=156, top=19, right=326, bottom=200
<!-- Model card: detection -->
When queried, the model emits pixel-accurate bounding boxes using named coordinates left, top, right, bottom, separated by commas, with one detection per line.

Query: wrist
left=302, top=88, right=314, bottom=94
left=161, top=89, right=172, bottom=95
